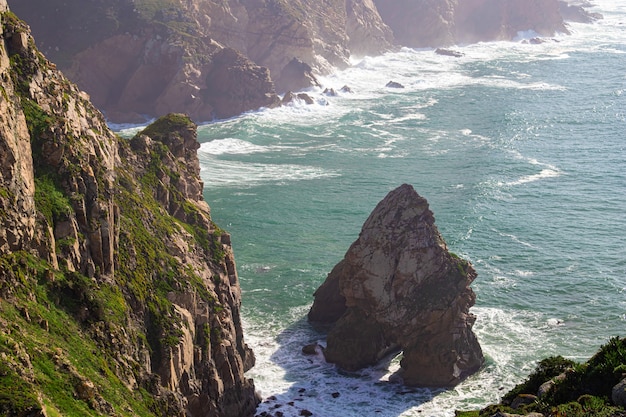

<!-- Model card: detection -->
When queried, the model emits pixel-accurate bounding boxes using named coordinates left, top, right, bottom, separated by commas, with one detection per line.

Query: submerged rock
left=308, top=184, right=484, bottom=386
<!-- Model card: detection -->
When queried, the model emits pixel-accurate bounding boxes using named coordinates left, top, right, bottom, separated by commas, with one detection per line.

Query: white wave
left=199, top=138, right=272, bottom=155
left=242, top=304, right=558, bottom=417
left=496, top=230, right=537, bottom=249
left=506, top=168, right=561, bottom=186
left=200, top=159, right=340, bottom=188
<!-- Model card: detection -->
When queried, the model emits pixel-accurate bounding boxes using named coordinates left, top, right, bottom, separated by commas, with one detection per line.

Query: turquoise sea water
left=126, top=2, right=626, bottom=415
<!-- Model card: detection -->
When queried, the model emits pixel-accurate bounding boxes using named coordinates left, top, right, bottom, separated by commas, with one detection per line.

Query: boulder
left=276, top=58, right=322, bottom=94
left=308, top=184, right=484, bottom=386
left=281, top=92, right=315, bottom=105
left=612, top=378, right=626, bottom=408
left=435, top=48, right=464, bottom=57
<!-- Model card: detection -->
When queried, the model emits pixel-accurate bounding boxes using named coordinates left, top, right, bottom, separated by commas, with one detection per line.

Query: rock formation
left=7, top=0, right=394, bottom=123
left=373, top=0, right=599, bottom=47
left=6, top=0, right=600, bottom=123
left=1, top=7, right=258, bottom=416
left=308, top=184, right=484, bottom=386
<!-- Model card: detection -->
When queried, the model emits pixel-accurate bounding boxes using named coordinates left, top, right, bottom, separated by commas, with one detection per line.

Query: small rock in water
left=302, top=343, right=320, bottom=355
left=435, top=48, right=464, bottom=57
left=386, top=81, right=405, bottom=88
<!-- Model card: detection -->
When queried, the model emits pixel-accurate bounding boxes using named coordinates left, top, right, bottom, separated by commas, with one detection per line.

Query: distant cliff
left=373, top=0, right=599, bottom=47
left=6, top=0, right=599, bottom=123
left=1, top=7, right=258, bottom=416
left=7, top=0, right=392, bottom=123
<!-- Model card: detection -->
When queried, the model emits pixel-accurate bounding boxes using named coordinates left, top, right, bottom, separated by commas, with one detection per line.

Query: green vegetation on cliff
left=457, top=338, right=626, bottom=417
left=0, top=252, right=158, bottom=416
left=2, top=10, right=251, bottom=416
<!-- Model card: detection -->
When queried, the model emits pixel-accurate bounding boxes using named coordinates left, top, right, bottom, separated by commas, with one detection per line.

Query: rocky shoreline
left=7, top=0, right=601, bottom=124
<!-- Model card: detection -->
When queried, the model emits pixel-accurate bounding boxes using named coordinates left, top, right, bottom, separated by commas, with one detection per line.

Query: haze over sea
left=122, top=2, right=626, bottom=415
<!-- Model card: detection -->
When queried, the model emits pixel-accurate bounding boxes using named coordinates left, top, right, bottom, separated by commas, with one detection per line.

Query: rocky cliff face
left=6, top=0, right=598, bottom=122
left=373, top=0, right=575, bottom=47
left=1, top=8, right=258, bottom=416
left=309, top=184, right=484, bottom=387
left=7, top=0, right=393, bottom=123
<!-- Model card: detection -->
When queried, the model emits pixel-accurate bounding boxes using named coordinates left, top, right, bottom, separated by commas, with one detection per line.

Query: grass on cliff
left=0, top=253, right=158, bottom=417
left=34, top=175, right=72, bottom=224
left=457, top=338, right=626, bottom=417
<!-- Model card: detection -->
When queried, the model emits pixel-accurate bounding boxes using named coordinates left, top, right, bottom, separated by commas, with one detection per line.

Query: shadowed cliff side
left=0, top=7, right=258, bottom=416
left=6, top=0, right=393, bottom=123
left=7, top=0, right=599, bottom=123
left=373, top=0, right=600, bottom=47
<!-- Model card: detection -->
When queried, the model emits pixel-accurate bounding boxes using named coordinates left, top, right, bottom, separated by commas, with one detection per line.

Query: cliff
left=372, top=0, right=588, bottom=48
left=6, top=0, right=598, bottom=123
left=309, top=184, right=483, bottom=386
left=1, top=7, right=258, bottom=417
left=7, top=0, right=393, bottom=123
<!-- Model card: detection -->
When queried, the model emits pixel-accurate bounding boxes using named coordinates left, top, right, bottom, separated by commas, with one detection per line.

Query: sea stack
left=308, top=184, right=484, bottom=386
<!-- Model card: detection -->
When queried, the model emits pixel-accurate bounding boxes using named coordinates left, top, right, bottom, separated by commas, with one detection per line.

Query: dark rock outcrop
left=1, top=8, right=258, bottom=416
left=435, top=48, right=464, bottom=57
left=559, top=0, right=603, bottom=23
left=386, top=81, right=405, bottom=88
left=308, top=184, right=484, bottom=386
left=205, top=47, right=281, bottom=118
left=277, top=58, right=322, bottom=95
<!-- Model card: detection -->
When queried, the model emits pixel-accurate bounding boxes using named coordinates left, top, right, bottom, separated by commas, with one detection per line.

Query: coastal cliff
left=7, top=0, right=392, bottom=123
left=372, top=0, right=599, bottom=47
left=7, top=0, right=598, bottom=123
left=1, top=7, right=258, bottom=416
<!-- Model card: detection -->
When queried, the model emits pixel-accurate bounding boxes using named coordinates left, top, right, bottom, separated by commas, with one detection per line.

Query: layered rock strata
left=1, top=8, right=257, bottom=416
left=309, top=184, right=484, bottom=386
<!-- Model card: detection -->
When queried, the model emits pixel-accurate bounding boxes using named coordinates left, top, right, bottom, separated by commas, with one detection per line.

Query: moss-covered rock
left=458, top=338, right=626, bottom=417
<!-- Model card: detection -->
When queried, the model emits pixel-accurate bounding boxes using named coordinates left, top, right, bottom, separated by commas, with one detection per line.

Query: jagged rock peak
left=308, top=184, right=484, bottom=386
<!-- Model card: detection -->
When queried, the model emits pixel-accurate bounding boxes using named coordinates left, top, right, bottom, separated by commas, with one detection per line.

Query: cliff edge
left=1, top=8, right=258, bottom=416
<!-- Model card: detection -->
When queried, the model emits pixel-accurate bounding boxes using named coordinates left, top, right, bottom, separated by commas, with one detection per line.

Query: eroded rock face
left=309, top=184, right=484, bottom=386
left=1, top=9, right=258, bottom=415
left=7, top=0, right=599, bottom=122
left=205, top=47, right=281, bottom=118
left=7, top=0, right=394, bottom=122
left=373, top=0, right=582, bottom=47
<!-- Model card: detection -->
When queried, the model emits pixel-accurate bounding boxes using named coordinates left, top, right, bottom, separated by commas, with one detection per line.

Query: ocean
left=124, top=2, right=626, bottom=415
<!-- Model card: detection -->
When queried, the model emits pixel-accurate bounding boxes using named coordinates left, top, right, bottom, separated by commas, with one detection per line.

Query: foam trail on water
left=242, top=305, right=556, bottom=417
left=199, top=159, right=341, bottom=188
left=200, top=138, right=272, bottom=155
